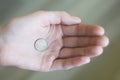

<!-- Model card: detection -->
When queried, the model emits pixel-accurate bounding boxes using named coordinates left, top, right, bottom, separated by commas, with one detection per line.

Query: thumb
left=31, top=11, right=81, bottom=25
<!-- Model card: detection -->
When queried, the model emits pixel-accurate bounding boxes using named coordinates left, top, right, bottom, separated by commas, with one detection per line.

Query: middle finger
left=63, top=36, right=108, bottom=48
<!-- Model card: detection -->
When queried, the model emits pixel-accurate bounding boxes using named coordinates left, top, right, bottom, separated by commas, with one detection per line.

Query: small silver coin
left=34, top=38, right=48, bottom=52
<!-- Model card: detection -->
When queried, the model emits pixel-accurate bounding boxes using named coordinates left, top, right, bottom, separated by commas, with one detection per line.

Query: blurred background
left=0, top=0, right=120, bottom=80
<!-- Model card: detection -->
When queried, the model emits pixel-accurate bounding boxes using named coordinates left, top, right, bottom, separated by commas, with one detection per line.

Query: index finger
left=62, top=24, right=105, bottom=37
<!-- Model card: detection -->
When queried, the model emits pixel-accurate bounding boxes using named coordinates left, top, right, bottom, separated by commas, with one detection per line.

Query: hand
left=0, top=11, right=109, bottom=72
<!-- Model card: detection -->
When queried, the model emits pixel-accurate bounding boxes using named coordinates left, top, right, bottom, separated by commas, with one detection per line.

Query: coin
left=34, top=38, right=48, bottom=52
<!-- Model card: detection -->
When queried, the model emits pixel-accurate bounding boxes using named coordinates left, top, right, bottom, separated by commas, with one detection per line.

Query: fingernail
left=72, top=17, right=81, bottom=23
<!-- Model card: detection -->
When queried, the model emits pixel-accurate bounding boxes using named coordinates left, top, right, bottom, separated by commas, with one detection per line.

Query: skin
left=0, top=11, right=109, bottom=72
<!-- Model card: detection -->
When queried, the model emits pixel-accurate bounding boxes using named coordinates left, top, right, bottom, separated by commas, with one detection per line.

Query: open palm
left=0, top=11, right=109, bottom=72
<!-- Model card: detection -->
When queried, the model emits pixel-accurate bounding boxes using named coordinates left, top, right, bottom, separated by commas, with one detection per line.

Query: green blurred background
left=0, top=0, right=120, bottom=80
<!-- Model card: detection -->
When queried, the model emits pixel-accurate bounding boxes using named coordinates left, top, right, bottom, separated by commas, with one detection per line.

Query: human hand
left=0, top=11, right=109, bottom=72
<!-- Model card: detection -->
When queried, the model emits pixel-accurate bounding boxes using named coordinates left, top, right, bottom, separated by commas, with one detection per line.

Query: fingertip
left=98, top=36, right=109, bottom=47
left=103, top=36, right=109, bottom=47
left=62, top=16, right=81, bottom=25
left=82, top=57, right=90, bottom=64
left=92, top=46, right=103, bottom=56
left=75, top=57, right=90, bottom=67
left=98, top=26, right=105, bottom=35
left=94, top=25, right=105, bottom=35
left=71, top=16, right=81, bottom=23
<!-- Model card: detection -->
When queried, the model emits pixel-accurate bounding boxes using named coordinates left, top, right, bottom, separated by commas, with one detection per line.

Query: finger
left=30, top=11, right=81, bottom=25
left=63, top=36, right=109, bottom=48
left=51, top=56, right=90, bottom=71
left=59, top=46, right=103, bottom=58
left=62, top=23, right=104, bottom=37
